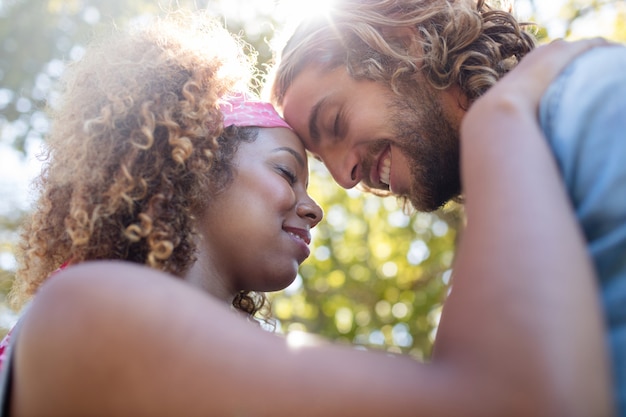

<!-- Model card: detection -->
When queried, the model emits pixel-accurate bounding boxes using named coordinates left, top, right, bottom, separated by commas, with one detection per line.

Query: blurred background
left=1, top=0, right=625, bottom=359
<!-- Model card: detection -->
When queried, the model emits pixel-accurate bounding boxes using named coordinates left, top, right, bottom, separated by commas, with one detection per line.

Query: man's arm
left=433, top=38, right=615, bottom=417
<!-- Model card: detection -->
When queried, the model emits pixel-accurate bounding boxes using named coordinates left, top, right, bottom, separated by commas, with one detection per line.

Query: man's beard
left=390, top=87, right=462, bottom=212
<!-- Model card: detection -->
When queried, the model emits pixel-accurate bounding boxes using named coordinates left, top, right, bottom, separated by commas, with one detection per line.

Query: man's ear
left=380, top=26, right=422, bottom=56
left=381, top=26, right=418, bottom=42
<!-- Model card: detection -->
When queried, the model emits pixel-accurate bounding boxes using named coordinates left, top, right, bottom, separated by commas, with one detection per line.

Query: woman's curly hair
left=270, top=0, right=536, bottom=107
left=11, top=11, right=269, bottom=319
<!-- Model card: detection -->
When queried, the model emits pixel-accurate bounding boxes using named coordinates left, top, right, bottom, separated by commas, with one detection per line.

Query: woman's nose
left=297, top=196, right=323, bottom=228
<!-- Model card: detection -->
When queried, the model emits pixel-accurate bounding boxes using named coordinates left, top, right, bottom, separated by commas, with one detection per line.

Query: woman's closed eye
left=277, top=166, right=297, bottom=185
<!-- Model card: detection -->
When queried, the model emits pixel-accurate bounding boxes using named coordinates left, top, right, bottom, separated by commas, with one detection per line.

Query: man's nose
left=321, top=150, right=361, bottom=189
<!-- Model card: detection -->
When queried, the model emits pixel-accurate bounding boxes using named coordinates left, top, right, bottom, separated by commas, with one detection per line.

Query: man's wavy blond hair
left=11, top=11, right=269, bottom=318
left=270, top=0, right=536, bottom=107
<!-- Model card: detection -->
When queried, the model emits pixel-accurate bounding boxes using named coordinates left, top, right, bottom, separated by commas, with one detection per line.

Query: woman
left=0, top=9, right=613, bottom=417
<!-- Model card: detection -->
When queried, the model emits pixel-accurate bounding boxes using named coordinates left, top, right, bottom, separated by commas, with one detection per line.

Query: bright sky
left=0, top=136, right=43, bottom=215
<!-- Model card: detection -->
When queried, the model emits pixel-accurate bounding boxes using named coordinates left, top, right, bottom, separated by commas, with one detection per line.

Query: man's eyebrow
left=272, top=147, right=305, bottom=167
left=308, top=98, right=326, bottom=143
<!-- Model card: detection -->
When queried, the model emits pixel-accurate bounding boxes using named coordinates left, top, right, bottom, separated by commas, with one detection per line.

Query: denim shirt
left=539, top=45, right=626, bottom=415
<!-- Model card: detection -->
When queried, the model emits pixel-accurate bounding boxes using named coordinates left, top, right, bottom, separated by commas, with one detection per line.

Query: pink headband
left=219, top=93, right=292, bottom=130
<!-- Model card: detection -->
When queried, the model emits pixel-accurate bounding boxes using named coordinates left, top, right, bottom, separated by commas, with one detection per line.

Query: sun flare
left=276, top=0, right=337, bottom=24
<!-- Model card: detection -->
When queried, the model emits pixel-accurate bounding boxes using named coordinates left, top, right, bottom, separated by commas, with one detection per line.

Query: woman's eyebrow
left=272, top=147, right=305, bottom=167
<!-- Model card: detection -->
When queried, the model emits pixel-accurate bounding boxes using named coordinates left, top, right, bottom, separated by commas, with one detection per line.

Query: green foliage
left=552, top=0, right=626, bottom=41
left=0, top=0, right=165, bottom=152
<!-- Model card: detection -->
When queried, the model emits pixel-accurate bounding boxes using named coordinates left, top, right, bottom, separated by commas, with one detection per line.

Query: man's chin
left=406, top=184, right=450, bottom=213
left=359, top=180, right=455, bottom=213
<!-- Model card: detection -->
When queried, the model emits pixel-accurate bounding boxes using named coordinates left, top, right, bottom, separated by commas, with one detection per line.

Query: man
left=269, top=0, right=626, bottom=414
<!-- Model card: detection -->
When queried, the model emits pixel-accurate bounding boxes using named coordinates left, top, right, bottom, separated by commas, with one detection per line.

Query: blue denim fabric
left=540, top=45, right=626, bottom=415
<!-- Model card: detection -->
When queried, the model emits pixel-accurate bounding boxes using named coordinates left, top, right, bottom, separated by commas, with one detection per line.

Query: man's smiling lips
left=370, top=146, right=391, bottom=189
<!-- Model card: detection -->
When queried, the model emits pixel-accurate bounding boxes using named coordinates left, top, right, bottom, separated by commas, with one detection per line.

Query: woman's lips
left=284, top=226, right=311, bottom=261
